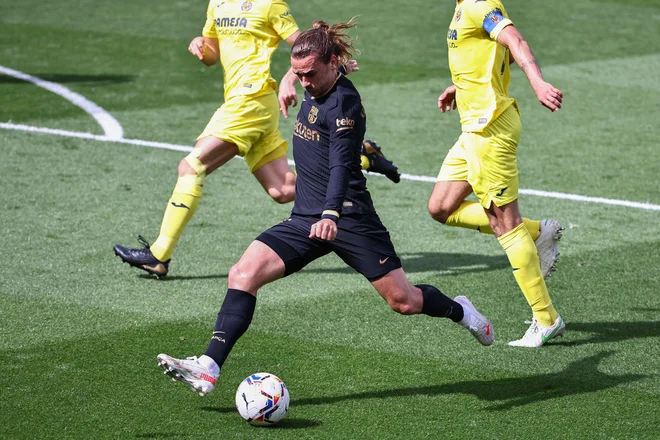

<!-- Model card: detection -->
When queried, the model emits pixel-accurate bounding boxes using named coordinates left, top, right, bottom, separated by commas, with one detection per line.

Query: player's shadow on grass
left=203, top=352, right=644, bottom=413
left=0, top=73, right=135, bottom=85
left=136, top=418, right=321, bottom=437
left=291, top=351, right=646, bottom=411
left=304, top=252, right=509, bottom=276
left=138, top=273, right=228, bottom=281
left=552, top=320, right=660, bottom=346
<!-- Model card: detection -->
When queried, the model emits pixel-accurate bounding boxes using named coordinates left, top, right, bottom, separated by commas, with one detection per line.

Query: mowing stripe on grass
left=2, top=121, right=659, bottom=212
left=0, top=65, right=124, bottom=139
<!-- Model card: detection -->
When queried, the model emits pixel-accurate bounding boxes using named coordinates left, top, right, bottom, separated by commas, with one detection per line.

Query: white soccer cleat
left=454, top=296, right=494, bottom=346
left=508, top=315, right=565, bottom=348
left=535, top=219, right=564, bottom=279
left=157, top=353, right=218, bottom=396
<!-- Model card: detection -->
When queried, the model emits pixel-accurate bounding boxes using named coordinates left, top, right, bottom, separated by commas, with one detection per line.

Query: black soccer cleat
left=113, top=235, right=170, bottom=279
left=361, top=139, right=401, bottom=183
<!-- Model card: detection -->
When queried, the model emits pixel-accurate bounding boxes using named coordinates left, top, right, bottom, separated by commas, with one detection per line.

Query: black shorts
left=256, top=214, right=402, bottom=282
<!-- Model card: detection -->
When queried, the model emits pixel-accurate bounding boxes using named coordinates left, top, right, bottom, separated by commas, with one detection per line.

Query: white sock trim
left=198, top=355, right=220, bottom=376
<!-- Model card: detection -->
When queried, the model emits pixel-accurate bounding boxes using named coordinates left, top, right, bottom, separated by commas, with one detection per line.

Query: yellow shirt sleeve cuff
left=489, top=19, right=513, bottom=40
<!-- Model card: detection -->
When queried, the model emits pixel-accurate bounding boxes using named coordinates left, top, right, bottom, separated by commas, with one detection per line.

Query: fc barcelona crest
left=241, top=1, right=252, bottom=11
left=308, top=106, right=319, bottom=124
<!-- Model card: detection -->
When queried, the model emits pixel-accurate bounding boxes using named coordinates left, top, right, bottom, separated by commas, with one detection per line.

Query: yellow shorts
left=437, top=103, right=522, bottom=208
left=198, top=92, right=287, bottom=172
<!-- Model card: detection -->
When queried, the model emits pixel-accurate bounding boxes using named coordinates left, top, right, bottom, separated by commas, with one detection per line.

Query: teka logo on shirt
left=336, top=117, right=355, bottom=128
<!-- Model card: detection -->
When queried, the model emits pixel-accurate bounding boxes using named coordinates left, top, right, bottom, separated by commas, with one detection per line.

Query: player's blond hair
left=291, top=19, right=358, bottom=65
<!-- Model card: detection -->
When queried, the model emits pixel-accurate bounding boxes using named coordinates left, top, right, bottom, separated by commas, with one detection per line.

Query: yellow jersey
left=447, top=0, right=516, bottom=132
left=202, top=0, right=299, bottom=100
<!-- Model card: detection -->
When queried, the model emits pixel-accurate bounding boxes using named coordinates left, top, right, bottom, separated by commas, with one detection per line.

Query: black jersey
left=291, top=74, right=376, bottom=217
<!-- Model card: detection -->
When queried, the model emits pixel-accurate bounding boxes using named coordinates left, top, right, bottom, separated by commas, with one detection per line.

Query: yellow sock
left=150, top=174, right=203, bottom=262
left=360, top=154, right=370, bottom=170
left=445, top=200, right=541, bottom=240
left=497, top=223, right=557, bottom=326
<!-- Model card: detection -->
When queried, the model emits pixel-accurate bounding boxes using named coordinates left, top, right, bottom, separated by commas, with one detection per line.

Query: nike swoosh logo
left=541, top=317, right=564, bottom=343
left=171, top=202, right=190, bottom=209
left=379, top=257, right=390, bottom=265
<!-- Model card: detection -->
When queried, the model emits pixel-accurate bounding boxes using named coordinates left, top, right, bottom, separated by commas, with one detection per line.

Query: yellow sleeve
left=465, top=0, right=513, bottom=40
left=202, top=0, right=217, bottom=38
left=268, top=0, right=299, bottom=40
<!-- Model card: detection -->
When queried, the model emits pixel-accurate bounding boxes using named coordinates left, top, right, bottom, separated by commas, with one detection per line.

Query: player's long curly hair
left=291, top=19, right=358, bottom=65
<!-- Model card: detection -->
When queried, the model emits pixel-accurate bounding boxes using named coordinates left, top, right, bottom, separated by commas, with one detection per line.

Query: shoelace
left=137, top=235, right=151, bottom=249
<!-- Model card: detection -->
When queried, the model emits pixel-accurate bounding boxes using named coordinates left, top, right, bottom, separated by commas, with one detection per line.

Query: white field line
left=2, top=121, right=659, bottom=212
left=0, top=65, right=124, bottom=139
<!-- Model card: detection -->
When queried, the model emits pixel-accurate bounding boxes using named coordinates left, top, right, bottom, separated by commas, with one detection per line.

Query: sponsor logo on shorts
left=379, top=256, right=390, bottom=265
left=495, top=187, right=507, bottom=197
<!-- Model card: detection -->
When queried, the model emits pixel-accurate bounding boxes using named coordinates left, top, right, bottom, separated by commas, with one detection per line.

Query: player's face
left=291, top=54, right=339, bottom=97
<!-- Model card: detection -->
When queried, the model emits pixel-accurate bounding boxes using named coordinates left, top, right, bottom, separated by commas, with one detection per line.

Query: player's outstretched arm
left=188, top=37, right=219, bottom=66
left=438, top=84, right=457, bottom=113
left=278, top=30, right=302, bottom=118
left=497, top=26, right=563, bottom=112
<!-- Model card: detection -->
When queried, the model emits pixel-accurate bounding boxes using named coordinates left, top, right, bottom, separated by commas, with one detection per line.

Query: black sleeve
left=322, top=95, right=366, bottom=216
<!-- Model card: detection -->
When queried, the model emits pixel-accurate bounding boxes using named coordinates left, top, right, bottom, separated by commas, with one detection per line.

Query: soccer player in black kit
left=156, top=20, right=494, bottom=396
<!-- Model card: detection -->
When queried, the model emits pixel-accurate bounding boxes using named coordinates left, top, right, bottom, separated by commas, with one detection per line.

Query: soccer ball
left=235, top=372, right=289, bottom=425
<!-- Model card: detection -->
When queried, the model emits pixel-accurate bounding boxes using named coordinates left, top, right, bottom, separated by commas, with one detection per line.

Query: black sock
left=204, top=289, right=257, bottom=370
left=417, top=284, right=464, bottom=322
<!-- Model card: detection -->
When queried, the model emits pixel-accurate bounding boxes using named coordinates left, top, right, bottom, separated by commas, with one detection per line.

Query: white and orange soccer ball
left=235, top=373, right=289, bottom=425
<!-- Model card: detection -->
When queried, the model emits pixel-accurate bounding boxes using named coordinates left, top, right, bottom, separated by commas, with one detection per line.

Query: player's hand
left=344, top=60, right=359, bottom=74
left=438, top=85, right=457, bottom=113
left=278, top=78, right=298, bottom=118
left=188, top=37, right=206, bottom=60
left=534, top=81, right=563, bottom=112
left=309, top=219, right=337, bottom=241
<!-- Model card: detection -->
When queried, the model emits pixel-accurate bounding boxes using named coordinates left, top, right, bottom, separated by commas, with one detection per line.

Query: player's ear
left=329, top=54, right=339, bottom=70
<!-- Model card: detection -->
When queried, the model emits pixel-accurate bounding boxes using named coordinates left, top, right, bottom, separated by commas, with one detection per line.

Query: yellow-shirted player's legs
left=445, top=199, right=541, bottom=240
left=151, top=137, right=239, bottom=262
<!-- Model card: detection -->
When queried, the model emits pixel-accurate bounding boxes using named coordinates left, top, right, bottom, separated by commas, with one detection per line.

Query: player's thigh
left=197, top=93, right=277, bottom=169
left=484, top=198, right=523, bottom=236
left=255, top=215, right=331, bottom=278
left=437, top=135, right=469, bottom=182
left=331, top=215, right=402, bottom=282
left=252, top=153, right=295, bottom=202
left=428, top=180, right=473, bottom=219
left=465, top=105, right=522, bottom=209
left=186, top=136, right=239, bottom=175
left=243, top=94, right=288, bottom=173
left=229, top=240, right=287, bottom=294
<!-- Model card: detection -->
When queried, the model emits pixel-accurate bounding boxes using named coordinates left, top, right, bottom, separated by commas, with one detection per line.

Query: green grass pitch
left=1, top=0, right=659, bottom=438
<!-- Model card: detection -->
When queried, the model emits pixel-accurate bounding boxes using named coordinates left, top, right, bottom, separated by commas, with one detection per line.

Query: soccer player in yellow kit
left=113, top=1, right=400, bottom=278
left=428, top=0, right=565, bottom=347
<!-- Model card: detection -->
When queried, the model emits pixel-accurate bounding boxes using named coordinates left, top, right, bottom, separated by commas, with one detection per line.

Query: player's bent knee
left=384, top=290, right=416, bottom=315
left=228, top=262, right=258, bottom=290
left=178, top=150, right=208, bottom=182
left=269, top=187, right=295, bottom=204
left=428, top=202, right=451, bottom=224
